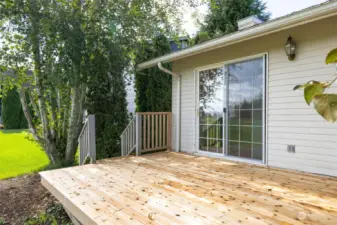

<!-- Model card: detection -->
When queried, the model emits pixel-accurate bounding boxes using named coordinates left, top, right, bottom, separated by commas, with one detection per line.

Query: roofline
left=137, top=0, right=337, bottom=71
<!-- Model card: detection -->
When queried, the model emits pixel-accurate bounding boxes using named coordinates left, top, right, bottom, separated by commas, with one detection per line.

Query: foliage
left=326, top=48, right=337, bottom=64
left=0, top=217, right=4, bottom=225
left=191, top=31, right=212, bottom=45
left=86, top=43, right=129, bottom=159
left=1, top=88, right=27, bottom=129
left=294, top=48, right=337, bottom=122
left=135, top=34, right=172, bottom=112
left=0, top=0, right=200, bottom=164
left=0, top=98, right=2, bottom=122
left=0, top=129, right=49, bottom=180
left=24, top=204, right=73, bottom=225
left=201, top=0, right=271, bottom=37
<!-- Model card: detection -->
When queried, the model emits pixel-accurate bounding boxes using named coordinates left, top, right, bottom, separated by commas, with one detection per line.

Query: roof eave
left=137, top=0, right=337, bottom=71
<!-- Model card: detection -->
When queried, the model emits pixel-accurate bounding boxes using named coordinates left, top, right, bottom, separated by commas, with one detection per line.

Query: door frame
left=194, top=52, right=268, bottom=165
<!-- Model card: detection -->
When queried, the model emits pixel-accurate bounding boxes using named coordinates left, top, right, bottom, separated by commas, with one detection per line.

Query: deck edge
left=39, top=172, right=97, bottom=225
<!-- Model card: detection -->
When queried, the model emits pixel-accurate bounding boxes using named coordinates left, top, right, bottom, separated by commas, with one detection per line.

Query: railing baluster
left=167, top=113, right=172, bottom=151
left=133, top=120, right=137, bottom=146
left=147, top=114, right=150, bottom=150
left=125, top=127, right=129, bottom=154
left=136, top=113, right=141, bottom=156
left=127, top=128, right=130, bottom=153
left=154, top=114, right=159, bottom=148
left=131, top=121, right=133, bottom=150
left=159, top=114, right=162, bottom=148
left=129, top=121, right=132, bottom=152
left=143, top=115, right=146, bottom=150
left=163, top=114, right=167, bottom=147
left=151, top=114, right=154, bottom=149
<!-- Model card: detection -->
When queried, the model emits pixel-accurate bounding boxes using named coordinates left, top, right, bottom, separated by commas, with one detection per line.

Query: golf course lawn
left=0, top=130, right=49, bottom=180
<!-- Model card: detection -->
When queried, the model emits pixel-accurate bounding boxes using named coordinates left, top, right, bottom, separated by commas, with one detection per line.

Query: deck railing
left=120, top=116, right=137, bottom=157
left=78, top=115, right=96, bottom=165
left=120, top=112, right=172, bottom=156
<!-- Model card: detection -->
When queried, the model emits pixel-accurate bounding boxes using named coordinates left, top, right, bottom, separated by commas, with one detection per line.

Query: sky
left=182, top=0, right=327, bottom=36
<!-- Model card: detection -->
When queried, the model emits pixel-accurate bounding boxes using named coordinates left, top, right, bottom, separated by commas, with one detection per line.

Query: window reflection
left=228, top=57, right=263, bottom=160
left=199, top=67, right=224, bottom=154
left=198, top=57, right=264, bottom=161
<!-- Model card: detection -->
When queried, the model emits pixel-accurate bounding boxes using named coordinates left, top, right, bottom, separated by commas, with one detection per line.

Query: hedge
left=1, top=88, right=28, bottom=129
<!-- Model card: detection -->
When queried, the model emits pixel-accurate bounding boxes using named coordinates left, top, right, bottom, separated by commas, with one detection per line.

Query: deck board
left=40, top=152, right=337, bottom=225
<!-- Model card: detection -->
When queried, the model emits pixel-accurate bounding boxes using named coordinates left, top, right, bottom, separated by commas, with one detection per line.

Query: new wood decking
left=40, top=152, right=337, bottom=225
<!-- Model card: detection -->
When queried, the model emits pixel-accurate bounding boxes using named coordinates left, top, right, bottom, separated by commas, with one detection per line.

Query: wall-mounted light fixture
left=284, top=35, right=296, bottom=61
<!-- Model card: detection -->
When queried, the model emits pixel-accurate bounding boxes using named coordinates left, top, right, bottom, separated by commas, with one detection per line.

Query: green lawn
left=0, top=130, right=49, bottom=180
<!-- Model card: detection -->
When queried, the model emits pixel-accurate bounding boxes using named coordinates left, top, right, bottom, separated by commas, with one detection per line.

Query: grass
left=0, top=129, right=49, bottom=180
left=24, top=204, right=73, bottom=225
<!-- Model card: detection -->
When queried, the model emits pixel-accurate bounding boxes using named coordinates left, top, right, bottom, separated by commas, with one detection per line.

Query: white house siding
left=171, top=75, right=178, bottom=151
left=171, top=15, right=337, bottom=176
left=126, top=77, right=136, bottom=114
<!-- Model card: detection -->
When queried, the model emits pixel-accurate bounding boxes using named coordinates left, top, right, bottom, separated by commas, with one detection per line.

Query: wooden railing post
left=167, top=113, right=172, bottom=151
left=88, top=115, right=96, bottom=163
left=136, top=113, right=142, bottom=156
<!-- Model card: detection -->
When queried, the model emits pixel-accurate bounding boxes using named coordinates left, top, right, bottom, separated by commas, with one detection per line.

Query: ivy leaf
left=312, top=94, right=337, bottom=123
left=304, top=83, right=325, bottom=105
left=326, top=48, right=337, bottom=64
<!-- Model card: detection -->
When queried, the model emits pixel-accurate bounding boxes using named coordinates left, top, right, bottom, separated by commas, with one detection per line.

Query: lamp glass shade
left=284, top=36, right=296, bottom=60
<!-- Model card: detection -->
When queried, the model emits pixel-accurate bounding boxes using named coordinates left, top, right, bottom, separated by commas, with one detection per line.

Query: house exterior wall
left=171, top=15, right=337, bottom=176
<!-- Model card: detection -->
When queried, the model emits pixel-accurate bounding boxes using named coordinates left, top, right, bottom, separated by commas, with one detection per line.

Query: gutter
left=138, top=0, right=337, bottom=71
left=158, top=62, right=180, bottom=153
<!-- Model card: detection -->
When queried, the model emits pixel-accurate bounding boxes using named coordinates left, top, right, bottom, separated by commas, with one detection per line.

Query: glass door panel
left=199, top=67, right=225, bottom=154
left=227, top=57, right=264, bottom=160
left=198, top=56, right=264, bottom=161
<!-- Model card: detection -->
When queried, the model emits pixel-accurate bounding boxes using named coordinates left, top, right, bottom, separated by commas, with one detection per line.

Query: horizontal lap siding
left=172, top=75, right=178, bottom=151
left=267, top=17, right=337, bottom=176
left=180, top=68, right=195, bottom=153
left=171, top=68, right=196, bottom=153
left=171, top=15, right=337, bottom=176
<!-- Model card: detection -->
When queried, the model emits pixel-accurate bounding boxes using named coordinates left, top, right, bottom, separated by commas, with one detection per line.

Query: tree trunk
left=65, top=86, right=83, bottom=163
left=18, top=88, right=40, bottom=142
left=28, top=89, right=41, bottom=121
left=29, top=0, right=59, bottom=164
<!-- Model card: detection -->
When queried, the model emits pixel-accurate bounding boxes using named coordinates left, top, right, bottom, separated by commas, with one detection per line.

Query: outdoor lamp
left=284, top=35, right=296, bottom=61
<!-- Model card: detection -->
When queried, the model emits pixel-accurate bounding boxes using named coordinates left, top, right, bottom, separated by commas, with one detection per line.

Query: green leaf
left=304, top=83, right=325, bottom=105
left=313, top=94, right=337, bottom=123
left=326, top=48, right=337, bottom=64
left=293, top=84, right=305, bottom=91
left=293, top=80, right=325, bottom=91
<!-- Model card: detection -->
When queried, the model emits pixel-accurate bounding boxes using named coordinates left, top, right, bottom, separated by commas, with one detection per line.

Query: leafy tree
left=86, top=42, right=129, bottom=159
left=135, top=35, right=172, bottom=112
left=0, top=0, right=201, bottom=164
left=294, top=49, right=337, bottom=123
left=201, top=0, right=271, bottom=37
left=1, top=88, right=27, bottom=129
left=192, top=31, right=212, bottom=45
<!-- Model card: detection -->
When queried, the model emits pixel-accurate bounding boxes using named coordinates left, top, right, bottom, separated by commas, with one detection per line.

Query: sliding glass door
left=227, top=57, right=264, bottom=160
left=198, top=55, right=265, bottom=161
left=198, top=67, right=225, bottom=154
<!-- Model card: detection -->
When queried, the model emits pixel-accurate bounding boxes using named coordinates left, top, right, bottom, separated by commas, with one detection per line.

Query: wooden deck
left=40, top=152, right=337, bottom=225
